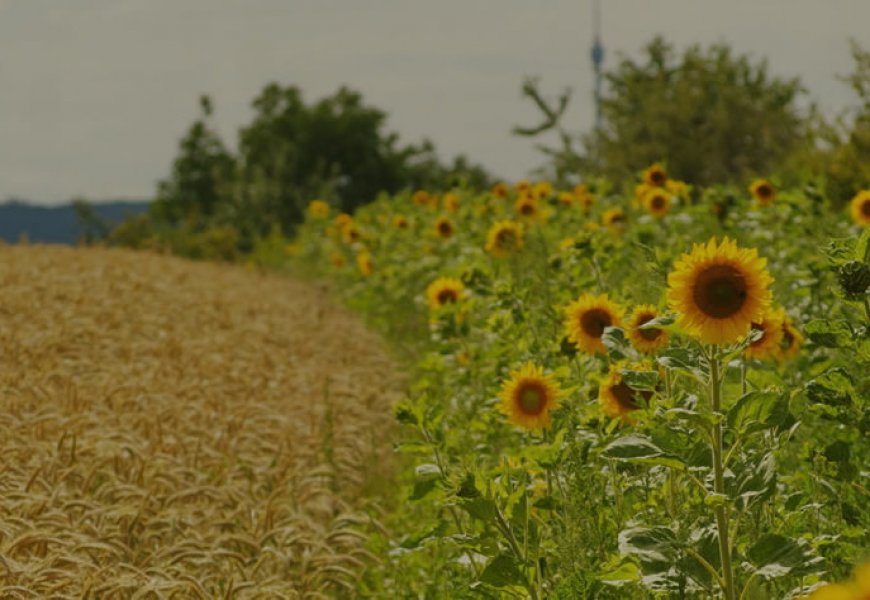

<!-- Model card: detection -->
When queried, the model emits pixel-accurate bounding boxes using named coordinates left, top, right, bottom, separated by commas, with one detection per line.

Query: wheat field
left=0, top=245, right=399, bottom=598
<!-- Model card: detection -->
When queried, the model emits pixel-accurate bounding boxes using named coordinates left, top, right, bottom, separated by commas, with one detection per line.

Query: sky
left=0, top=0, right=867, bottom=205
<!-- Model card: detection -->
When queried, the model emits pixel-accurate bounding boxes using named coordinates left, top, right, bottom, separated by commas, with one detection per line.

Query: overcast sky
left=1, top=0, right=867, bottom=205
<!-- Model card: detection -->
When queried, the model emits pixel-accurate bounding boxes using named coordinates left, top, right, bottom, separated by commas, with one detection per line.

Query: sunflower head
left=356, top=251, right=373, bottom=276
left=666, top=179, right=690, bottom=198
left=749, top=179, right=776, bottom=205
left=393, top=215, right=409, bottom=229
left=602, top=207, right=627, bottom=230
left=558, top=192, right=576, bottom=206
left=849, top=190, right=870, bottom=227
left=515, top=194, right=540, bottom=219
left=486, top=220, right=524, bottom=258
left=806, top=561, right=870, bottom=600
left=643, top=188, right=671, bottom=218
left=335, top=213, right=353, bottom=228
left=499, top=362, right=561, bottom=430
left=776, top=311, right=804, bottom=362
left=307, top=199, right=330, bottom=219
left=599, top=361, right=655, bottom=421
left=514, top=179, right=531, bottom=194
left=575, top=186, right=595, bottom=210
left=412, top=190, right=430, bottom=206
left=330, top=253, right=346, bottom=268
left=627, top=304, right=670, bottom=353
left=564, top=293, right=625, bottom=354
left=533, top=181, right=553, bottom=200
left=341, top=224, right=362, bottom=244
left=443, top=192, right=460, bottom=213
left=434, top=217, right=455, bottom=239
left=744, top=308, right=785, bottom=360
left=492, top=182, right=509, bottom=198
left=667, top=237, right=774, bottom=345
left=426, top=277, right=464, bottom=310
left=643, top=163, right=668, bottom=187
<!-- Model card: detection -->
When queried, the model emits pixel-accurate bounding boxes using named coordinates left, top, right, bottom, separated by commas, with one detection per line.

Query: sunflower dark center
left=650, top=171, right=666, bottom=186
left=437, top=289, right=458, bottom=305
left=651, top=195, right=666, bottom=210
left=496, top=229, right=517, bottom=248
left=580, top=308, right=612, bottom=338
left=521, top=203, right=535, bottom=215
left=637, top=314, right=662, bottom=340
left=693, top=265, right=748, bottom=319
left=517, top=383, right=546, bottom=415
left=862, top=199, right=870, bottom=216
left=438, top=222, right=452, bottom=235
left=611, top=383, right=651, bottom=411
left=757, top=184, right=773, bottom=198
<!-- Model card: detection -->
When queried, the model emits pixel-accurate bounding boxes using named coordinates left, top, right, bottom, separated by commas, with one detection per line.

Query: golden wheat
left=0, top=245, right=398, bottom=598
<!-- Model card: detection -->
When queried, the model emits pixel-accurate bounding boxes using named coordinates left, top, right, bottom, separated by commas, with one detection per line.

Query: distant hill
left=0, top=200, right=150, bottom=244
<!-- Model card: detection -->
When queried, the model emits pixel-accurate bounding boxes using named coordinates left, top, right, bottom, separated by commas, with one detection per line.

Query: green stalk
left=709, top=347, right=736, bottom=600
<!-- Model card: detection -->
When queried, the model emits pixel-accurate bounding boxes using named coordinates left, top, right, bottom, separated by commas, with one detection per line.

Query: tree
left=516, top=37, right=808, bottom=186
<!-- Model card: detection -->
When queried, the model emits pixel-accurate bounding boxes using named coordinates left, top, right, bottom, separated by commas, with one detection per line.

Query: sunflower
left=426, top=277, right=464, bottom=310
left=533, top=181, right=553, bottom=200
left=564, top=293, right=625, bottom=354
left=307, top=199, right=330, bottom=219
left=499, top=362, right=561, bottom=430
left=776, top=310, right=804, bottom=362
left=849, top=189, right=870, bottom=227
left=744, top=308, right=784, bottom=360
left=643, top=163, right=668, bottom=187
left=807, top=561, right=870, bottom=600
left=434, top=217, right=454, bottom=239
left=341, top=224, right=362, bottom=244
left=335, top=213, right=353, bottom=228
left=485, top=220, right=524, bottom=258
left=633, top=183, right=651, bottom=208
left=492, top=182, right=509, bottom=198
left=749, top=179, right=776, bottom=205
left=666, top=179, right=690, bottom=198
left=443, top=192, right=459, bottom=213
left=412, top=190, right=430, bottom=206
left=515, top=179, right=531, bottom=194
left=356, top=251, right=373, bottom=276
left=574, top=185, right=595, bottom=210
left=330, top=253, right=346, bottom=268
left=626, top=305, right=669, bottom=353
left=515, top=194, right=540, bottom=219
left=599, top=361, right=655, bottom=420
left=667, top=237, right=774, bottom=345
left=393, top=215, right=409, bottom=229
left=558, top=192, right=576, bottom=206
left=602, top=207, right=627, bottom=229
left=643, top=188, right=671, bottom=218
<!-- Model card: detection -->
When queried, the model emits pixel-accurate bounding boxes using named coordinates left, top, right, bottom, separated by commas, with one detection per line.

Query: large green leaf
left=804, top=319, right=853, bottom=349
left=479, top=553, right=527, bottom=588
left=746, top=534, right=825, bottom=579
left=602, top=435, right=686, bottom=470
left=618, top=526, right=680, bottom=574
left=726, top=391, right=789, bottom=434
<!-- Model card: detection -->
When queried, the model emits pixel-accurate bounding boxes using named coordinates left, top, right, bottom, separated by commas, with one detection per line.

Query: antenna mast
left=590, top=0, right=604, bottom=130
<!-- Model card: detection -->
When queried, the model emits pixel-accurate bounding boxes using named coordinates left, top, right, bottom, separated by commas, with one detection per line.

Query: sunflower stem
left=709, top=346, right=736, bottom=600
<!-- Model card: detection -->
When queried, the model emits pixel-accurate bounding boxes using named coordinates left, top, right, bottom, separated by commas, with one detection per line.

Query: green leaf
left=726, top=391, right=789, bottom=433
left=856, top=227, right=870, bottom=263
left=804, top=319, right=853, bottom=348
left=731, top=452, right=777, bottom=509
left=656, top=347, right=704, bottom=379
left=637, top=314, right=680, bottom=333
left=459, top=497, right=496, bottom=522
left=602, top=326, right=630, bottom=361
left=602, top=435, right=686, bottom=470
left=618, top=526, right=680, bottom=574
left=456, top=473, right=480, bottom=498
left=746, top=534, right=825, bottom=579
left=414, top=463, right=441, bottom=482
left=400, top=519, right=449, bottom=549
left=479, top=553, right=527, bottom=588
left=619, top=369, right=659, bottom=391
left=823, top=440, right=850, bottom=463
left=806, top=369, right=854, bottom=406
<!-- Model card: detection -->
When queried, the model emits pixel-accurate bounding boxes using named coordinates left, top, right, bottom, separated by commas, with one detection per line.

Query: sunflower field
left=284, top=173, right=870, bottom=599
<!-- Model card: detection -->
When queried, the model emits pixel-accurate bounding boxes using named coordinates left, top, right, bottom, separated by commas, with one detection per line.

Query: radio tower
left=590, top=0, right=604, bottom=130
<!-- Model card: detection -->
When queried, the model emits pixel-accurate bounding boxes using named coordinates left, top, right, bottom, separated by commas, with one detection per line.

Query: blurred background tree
left=517, top=36, right=809, bottom=186
left=130, top=84, right=492, bottom=253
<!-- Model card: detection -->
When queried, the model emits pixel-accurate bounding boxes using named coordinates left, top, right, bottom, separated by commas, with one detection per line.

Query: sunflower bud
left=837, top=260, right=870, bottom=301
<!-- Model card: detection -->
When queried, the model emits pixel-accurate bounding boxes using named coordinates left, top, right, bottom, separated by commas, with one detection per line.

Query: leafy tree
left=143, top=85, right=492, bottom=252
left=516, top=37, right=808, bottom=186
